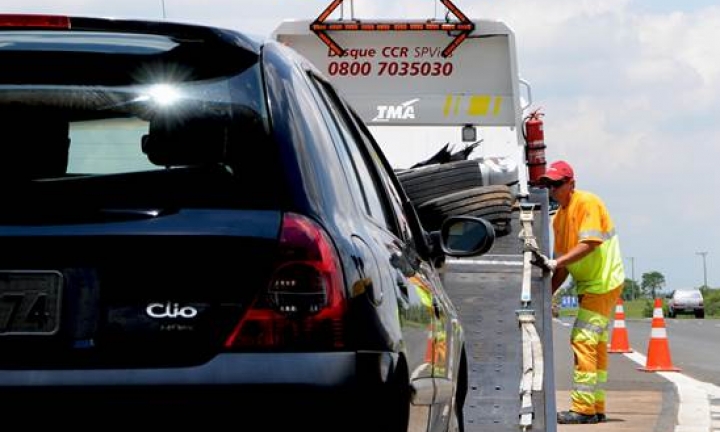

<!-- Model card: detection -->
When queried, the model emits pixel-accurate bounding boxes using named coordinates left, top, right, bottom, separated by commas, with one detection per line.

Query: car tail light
left=225, top=213, right=347, bottom=350
left=0, top=14, right=70, bottom=29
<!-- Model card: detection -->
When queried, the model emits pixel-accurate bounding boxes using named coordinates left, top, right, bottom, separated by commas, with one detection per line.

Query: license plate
left=0, top=271, right=62, bottom=335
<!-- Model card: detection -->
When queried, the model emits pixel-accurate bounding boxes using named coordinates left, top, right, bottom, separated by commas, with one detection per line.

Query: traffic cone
left=638, top=298, right=680, bottom=372
left=608, top=297, right=632, bottom=353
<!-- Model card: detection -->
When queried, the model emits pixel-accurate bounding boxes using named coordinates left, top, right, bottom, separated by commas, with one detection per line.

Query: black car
left=0, top=14, right=497, bottom=431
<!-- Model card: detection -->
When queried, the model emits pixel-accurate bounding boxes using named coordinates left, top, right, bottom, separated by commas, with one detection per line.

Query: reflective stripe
left=653, top=308, right=664, bottom=318
left=651, top=327, right=667, bottom=338
left=572, top=312, right=608, bottom=343
left=579, top=228, right=616, bottom=241
left=573, top=318, right=605, bottom=335
left=577, top=307, right=610, bottom=327
left=572, top=383, right=596, bottom=393
left=614, top=320, right=626, bottom=328
left=574, top=370, right=597, bottom=385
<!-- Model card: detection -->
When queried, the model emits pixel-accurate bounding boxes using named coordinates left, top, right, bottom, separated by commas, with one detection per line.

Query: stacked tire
left=396, top=160, right=515, bottom=236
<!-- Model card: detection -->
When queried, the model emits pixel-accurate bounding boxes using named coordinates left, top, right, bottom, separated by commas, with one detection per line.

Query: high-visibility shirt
left=553, top=190, right=625, bottom=294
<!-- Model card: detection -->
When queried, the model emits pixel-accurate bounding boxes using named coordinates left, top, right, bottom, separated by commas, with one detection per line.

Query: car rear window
left=674, top=290, right=702, bottom=299
left=0, top=28, right=289, bottom=215
left=0, top=30, right=257, bottom=85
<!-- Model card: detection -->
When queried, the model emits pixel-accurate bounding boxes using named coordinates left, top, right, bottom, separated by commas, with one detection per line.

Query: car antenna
left=160, top=0, right=167, bottom=19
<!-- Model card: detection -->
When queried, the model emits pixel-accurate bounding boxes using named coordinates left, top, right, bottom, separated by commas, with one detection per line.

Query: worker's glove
left=531, top=251, right=557, bottom=273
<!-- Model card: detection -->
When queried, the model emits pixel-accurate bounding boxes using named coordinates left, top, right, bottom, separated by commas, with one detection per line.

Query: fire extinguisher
left=524, top=108, right=546, bottom=186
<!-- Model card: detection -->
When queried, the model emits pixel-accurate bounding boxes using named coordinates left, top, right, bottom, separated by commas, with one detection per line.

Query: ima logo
left=372, top=98, right=420, bottom=122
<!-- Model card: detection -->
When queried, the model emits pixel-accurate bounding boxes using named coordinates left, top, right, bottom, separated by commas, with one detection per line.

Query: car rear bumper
left=0, top=351, right=398, bottom=426
left=0, top=352, right=388, bottom=386
left=671, top=306, right=703, bottom=313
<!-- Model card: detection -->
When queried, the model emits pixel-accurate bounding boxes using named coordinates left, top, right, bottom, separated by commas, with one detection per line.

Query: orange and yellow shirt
left=553, top=190, right=625, bottom=294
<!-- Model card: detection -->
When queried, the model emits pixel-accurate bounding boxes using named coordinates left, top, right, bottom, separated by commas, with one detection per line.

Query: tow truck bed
left=442, top=190, right=556, bottom=432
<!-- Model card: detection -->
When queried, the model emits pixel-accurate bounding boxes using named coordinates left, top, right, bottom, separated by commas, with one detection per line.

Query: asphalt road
left=625, top=317, right=720, bottom=386
left=555, top=315, right=720, bottom=431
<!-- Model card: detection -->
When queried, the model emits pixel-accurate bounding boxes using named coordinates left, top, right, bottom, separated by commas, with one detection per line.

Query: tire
left=416, top=185, right=515, bottom=235
left=397, top=160, right=483, bottom=207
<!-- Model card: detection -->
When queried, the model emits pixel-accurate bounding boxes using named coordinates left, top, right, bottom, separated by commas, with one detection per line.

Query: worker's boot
left=557, top=411, right=599, bottom=424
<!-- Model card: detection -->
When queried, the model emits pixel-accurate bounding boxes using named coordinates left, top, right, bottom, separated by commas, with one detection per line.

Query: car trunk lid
left=0, top=209, right=282, bottom=368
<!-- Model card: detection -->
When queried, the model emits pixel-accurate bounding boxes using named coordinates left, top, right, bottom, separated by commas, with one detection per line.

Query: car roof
left=0, top=13, right=262, bottom=51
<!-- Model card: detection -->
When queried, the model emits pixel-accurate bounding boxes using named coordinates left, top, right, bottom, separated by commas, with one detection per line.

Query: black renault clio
left=0, top=14, right=496, bottom=431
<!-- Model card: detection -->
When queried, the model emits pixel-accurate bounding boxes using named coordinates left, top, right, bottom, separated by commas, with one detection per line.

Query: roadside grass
left=623, top=299, right=647, bottom=318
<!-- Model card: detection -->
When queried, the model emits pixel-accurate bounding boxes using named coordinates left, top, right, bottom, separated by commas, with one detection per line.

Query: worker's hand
left=531, top=251, right=557, bottom=273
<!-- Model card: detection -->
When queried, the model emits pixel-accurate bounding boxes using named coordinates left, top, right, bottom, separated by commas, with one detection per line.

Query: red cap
left=540, top=160, right=574, bottom=181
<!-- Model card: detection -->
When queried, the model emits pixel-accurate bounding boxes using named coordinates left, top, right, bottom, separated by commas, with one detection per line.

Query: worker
left=532, top=160, right=625, bottom=425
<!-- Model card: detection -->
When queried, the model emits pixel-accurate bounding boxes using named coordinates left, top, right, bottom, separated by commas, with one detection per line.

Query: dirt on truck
left=273, top=1, right=557, bottom=430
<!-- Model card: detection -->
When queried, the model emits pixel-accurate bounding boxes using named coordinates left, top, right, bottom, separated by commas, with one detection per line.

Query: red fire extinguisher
left=524, top=108, right=546, bottom=186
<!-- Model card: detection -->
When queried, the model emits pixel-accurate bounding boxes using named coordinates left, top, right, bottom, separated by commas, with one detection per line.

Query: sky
left=5, top=0, right=720, bottom=291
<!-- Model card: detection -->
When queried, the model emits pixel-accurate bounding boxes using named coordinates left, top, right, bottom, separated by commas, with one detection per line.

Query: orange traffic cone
left=638, top=298, right=680, bottom=372
left=608, top=297, right=632, bottom=353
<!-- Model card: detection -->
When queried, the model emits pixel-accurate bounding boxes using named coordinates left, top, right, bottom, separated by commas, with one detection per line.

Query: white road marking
left=624, top=351, right=720, bottom=432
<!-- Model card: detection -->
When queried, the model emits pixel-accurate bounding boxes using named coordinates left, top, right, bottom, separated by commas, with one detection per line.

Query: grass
left=622, top=299, right=647, bottom=318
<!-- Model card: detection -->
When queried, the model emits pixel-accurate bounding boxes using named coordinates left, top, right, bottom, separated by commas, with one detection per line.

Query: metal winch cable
left=517, top=202, right=545, bottom=430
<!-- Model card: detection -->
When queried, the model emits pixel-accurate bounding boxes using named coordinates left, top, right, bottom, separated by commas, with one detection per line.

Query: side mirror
left=438, top=216, right=496, bottom=257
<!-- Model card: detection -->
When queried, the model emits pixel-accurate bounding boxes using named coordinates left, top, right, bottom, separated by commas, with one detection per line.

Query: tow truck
left=273, top=1, right=557, bottom=430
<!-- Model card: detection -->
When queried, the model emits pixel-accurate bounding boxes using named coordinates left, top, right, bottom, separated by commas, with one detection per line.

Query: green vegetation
left=702, top=287, right=720, bottom=316
left=622, top=299, right=648, bottom=318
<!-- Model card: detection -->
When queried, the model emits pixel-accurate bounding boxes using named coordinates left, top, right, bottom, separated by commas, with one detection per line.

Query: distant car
left=667, top=289, right=705, bottom=318
left=0, top=13, right=498, bottom=431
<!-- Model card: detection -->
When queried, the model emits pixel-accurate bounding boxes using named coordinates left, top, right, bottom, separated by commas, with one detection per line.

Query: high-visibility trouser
left=569, top=286, right=623, bottom=415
